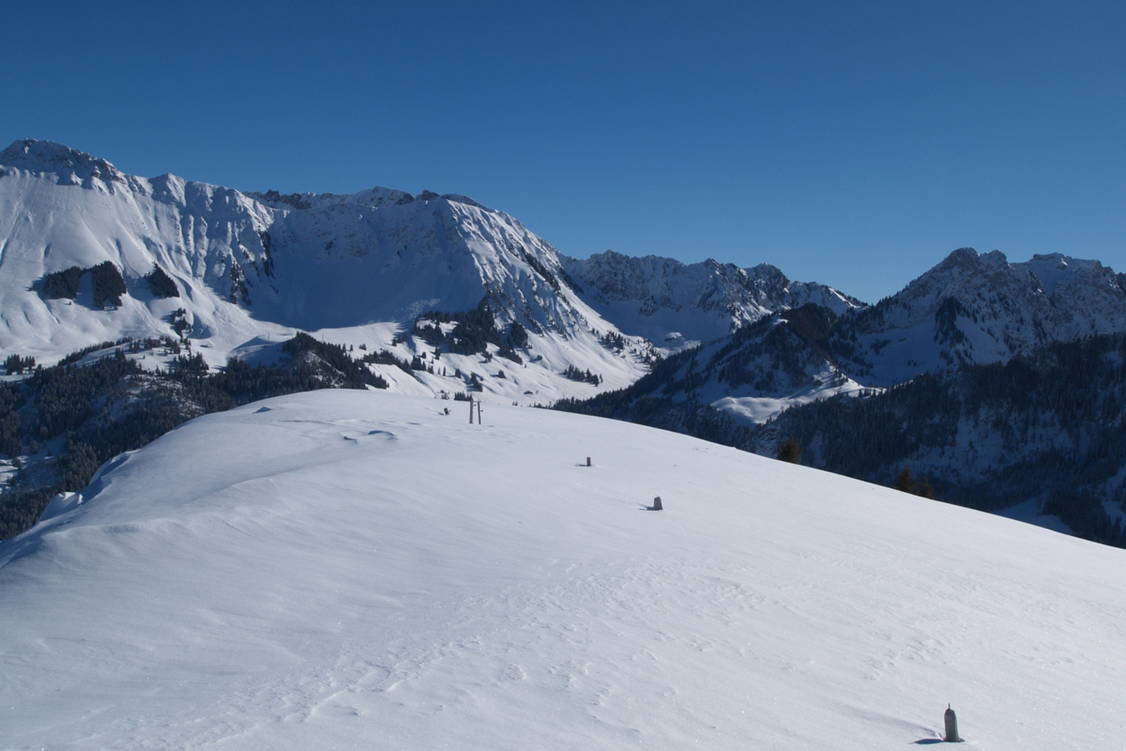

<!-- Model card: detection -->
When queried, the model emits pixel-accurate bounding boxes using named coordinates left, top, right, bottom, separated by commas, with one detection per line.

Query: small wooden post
left=586, top=456, right=591, bottom=467
left=652, top=496, right=663, bottom=511
left=469, top=396, right=474, bottom=424
left=943, top=704, right=960, bottom=742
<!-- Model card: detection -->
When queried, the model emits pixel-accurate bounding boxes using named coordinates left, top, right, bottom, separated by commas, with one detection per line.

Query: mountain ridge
left=832, top=246, right=1126, bottom=385
left=0, top=138, right=655, bottom=405
left=562, top=249, right=862, bottom=347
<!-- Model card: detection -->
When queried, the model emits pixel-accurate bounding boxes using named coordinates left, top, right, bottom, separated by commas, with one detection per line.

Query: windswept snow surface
left=2, top=390, right=1125, bottom=749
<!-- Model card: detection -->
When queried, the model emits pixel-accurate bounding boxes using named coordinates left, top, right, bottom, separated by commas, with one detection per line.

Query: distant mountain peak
left=931, top=246, right=1010, bottom=272
left=834, top=246, right=1126, bottom=384
left=562, top=251, right=861, bottom=346
left=0, top=138, right=125, bottom=185
left=945, top=246, right=980, bottom=261
left=0, top=140, right=655, bottom=406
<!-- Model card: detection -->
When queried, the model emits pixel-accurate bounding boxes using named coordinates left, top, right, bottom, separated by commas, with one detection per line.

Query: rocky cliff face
left=561, top=250, right=861, bottom=348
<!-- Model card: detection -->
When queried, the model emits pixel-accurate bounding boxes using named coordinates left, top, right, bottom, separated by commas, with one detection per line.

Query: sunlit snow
left=2, top=390, right=1123, bottom=749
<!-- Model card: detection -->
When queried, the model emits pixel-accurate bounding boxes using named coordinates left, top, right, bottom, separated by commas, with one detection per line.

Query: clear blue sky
left=3, top=0, right=1124, bottom=301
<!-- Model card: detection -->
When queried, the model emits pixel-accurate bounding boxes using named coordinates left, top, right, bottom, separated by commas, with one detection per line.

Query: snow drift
left=1, top=390, right=1123, bottom=749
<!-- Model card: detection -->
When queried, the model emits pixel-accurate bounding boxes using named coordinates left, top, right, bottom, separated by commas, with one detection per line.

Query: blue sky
left=3, top=0, right=1124, bottom=301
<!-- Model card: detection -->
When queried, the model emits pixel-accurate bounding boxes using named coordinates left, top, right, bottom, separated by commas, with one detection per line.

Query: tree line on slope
left=0, top=334, right=390, bottom=539
left=38, top=261, right=186, bottom=312
left=557, top=332, right=1126, bottom=548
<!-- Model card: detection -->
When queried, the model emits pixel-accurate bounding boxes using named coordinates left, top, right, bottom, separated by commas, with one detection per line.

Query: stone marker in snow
left=652, top=496, right=663, bottom=511
left=586, top=457, right=591, bottom=467
left=944, top=704, right=960, bottom=742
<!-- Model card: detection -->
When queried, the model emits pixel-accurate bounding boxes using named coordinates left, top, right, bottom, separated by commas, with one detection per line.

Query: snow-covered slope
left=748, top=331, right=1126, bottom=545
left=0, top=139, right=649, bottom=401
left=0, top=139, right=275, bottom=355
left=582, top=304, right=873, bottom=425
left=562, top=250, right=862, bottom=348
left=694, top=305, right=872, bottom=424
left=831, top=247, right=1126, bottom=385
left=2, top=389, right=1124, bottom=749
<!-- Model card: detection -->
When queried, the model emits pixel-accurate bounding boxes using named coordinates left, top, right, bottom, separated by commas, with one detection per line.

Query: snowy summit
left=2, top=390, right=1123, bottom=749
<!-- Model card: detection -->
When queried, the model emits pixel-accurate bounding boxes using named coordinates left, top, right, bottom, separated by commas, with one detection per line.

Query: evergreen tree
left=145, top=266, right=180, bottom=298
left=91, top=261, right=127, bottom=308
left=914, top=476, right=934, bottom=499
left=777, top=437, right=802, bottom=464
left=894, top=467, right=914, bottom=493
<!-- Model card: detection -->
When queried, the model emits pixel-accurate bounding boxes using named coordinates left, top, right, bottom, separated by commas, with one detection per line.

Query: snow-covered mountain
left=566, top=304, right=872, bottom=425
left=831, top=247, right=1126, bottom=385
left=563, top=251, right=1126, bottom=544
left=0, top=139, right=650, bottom=403
left=3, top=389, right=1123, bottom=749
left=751, top=331, right=1126, bottom=545
left=588, top=246, right=1126, bottom=426
left=562, top=250, right=862, bottom=348
left=13, top=140, right=1123, bottom=418
left=7, top=139, right=1126, bottom=548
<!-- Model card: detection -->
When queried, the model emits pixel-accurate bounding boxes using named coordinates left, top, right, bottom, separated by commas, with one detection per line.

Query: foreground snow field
left=1, top=391, right=1124, bottom=749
